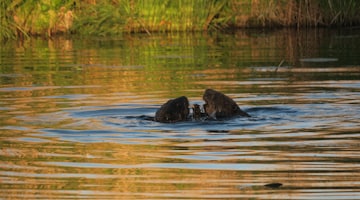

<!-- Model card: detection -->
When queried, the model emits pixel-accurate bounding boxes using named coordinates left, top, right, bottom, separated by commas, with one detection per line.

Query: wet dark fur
left=154, top=96, right=189, bottom=123
left=154, top=89, right=249, bottom=123
left=203, top=89, right=250, bottom=119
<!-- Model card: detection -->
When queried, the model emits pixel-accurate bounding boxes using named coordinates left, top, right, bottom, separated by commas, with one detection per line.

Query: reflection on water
left=1, top=29, right=360, bottom=199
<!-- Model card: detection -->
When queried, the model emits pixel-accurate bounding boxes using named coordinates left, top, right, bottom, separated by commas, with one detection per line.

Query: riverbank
left=1, top=0, right=360, bottom=40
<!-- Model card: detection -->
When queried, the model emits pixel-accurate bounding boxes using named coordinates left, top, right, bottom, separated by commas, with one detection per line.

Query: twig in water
left=275, top=59, right=285, bottom=72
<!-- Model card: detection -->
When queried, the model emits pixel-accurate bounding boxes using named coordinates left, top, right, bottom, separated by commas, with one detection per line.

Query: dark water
left=1, top=29, right=360, bottom=199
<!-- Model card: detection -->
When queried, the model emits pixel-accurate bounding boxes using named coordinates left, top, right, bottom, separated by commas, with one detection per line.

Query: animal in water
left=192, top=104, right=202, bottom=120
left=154, top=89, right=250, bottom=123
left=154, top=96, right=189, bottom=123
left=203, top=88, right=250, bottom=119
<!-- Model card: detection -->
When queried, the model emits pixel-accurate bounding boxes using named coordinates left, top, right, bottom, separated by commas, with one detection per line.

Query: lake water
left=0, top=29, right=359, bottom=199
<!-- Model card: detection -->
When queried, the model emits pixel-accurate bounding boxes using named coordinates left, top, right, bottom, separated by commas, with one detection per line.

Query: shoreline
left=1, top=0, right=360, bottom=41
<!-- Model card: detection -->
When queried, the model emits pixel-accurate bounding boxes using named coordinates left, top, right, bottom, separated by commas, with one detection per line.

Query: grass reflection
left=1, top=29, right=360, bottom=199
left=1, top=29, right=359, bottom=97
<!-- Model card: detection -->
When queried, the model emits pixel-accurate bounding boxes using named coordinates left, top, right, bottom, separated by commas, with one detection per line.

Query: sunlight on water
left=1, top=29, right=360, bottom=199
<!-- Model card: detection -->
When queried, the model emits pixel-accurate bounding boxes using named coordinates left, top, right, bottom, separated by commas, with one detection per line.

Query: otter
left=203, top=89, right=250, bottom=119
left=154, top=96, right=189, bottom=123
left=192, top=104, right=204, bottom=120
left=154, top=89, right=250, bottom=123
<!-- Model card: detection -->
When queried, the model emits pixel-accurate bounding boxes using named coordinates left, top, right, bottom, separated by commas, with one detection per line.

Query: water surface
left=1, top=29, right=360, bottom=199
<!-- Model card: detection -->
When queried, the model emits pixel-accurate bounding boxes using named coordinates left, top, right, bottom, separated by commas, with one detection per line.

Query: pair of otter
left=155, top=89, right=250, bottom=123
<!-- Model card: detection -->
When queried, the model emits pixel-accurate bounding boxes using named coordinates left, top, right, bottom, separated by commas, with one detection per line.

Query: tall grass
left=72, top=0, right=130, bottom=36
left=1, top=0, right=74, bottom=40
left=136, top=0, right=231, bottom=32
left=72, top=0, right=231, bottom=35
left=0, top=0, right=18, bottom=40
left=1, top=0, right=360, bottom=40
left=234, top=0, right=360, bottom=28
left=319, top=0, right=359, bottom=26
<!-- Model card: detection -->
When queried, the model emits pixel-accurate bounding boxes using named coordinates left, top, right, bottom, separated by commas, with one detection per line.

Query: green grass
left=72, top=0, right=231, bottom=35
left=319, top=0, right=360, bottom=26
left=1, top=0, right=75, bottom=40
left=1, top=0, right=360, bottom=41
left=1, top=0, right=18, bottom=40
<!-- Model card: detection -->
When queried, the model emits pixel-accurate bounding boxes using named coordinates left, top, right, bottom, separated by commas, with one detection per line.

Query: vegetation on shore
left=1, top=0, right=360, bottom=40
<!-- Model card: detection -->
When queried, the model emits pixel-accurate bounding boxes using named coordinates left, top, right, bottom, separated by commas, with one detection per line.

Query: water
left=1, top=29, right=360, bottom=199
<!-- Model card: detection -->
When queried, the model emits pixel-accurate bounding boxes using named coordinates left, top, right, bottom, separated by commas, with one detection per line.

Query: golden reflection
left=1, top=29, right=354, bottom=99
left=1, top=137, right=359, bottom=199
left=1, top=30, right=360, bottom=199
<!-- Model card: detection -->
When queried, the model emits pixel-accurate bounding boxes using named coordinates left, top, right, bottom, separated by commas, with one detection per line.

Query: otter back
left=155, top=96, right=190, bottom=123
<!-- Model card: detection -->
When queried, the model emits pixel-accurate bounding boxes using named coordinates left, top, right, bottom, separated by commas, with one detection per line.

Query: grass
left=72, top=0, right=231, bottom=35
left=1, top=0, right=75, bottom=40
left=319, top=0, right=360, bottom=26
left=1, top=0, right=360, bottom=40
left=0, top=0, right=18, bottom=40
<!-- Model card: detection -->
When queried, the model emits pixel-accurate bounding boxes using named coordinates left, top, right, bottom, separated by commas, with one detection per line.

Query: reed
left=1, top=0, right=360, bottom=40
left=72, top=0, right=231, bottom=35
left=72, top=0, right=129, bottom=36
left=244, top=0, right=293, bottom=27
left=318, top=0, right=360, bottom=26
left=0, top=0, right=74, bottom=40
left=0, top=0, right=18, bottom=40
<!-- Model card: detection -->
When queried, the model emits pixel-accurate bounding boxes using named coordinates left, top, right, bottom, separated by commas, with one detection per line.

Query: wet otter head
left=155, top=96, right=189, bottom=123
left=203, top=89, right=250, bottom=119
